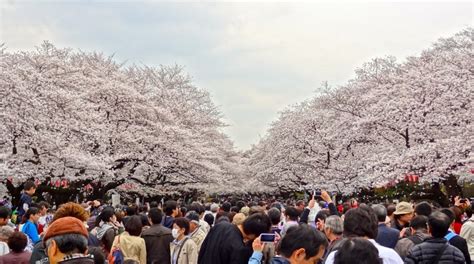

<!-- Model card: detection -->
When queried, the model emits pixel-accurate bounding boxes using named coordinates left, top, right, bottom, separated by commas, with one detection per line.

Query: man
left=17, top=181, right=36, bottom=223
left=394, top=215, right=431, bottom=259
left=405, top=211, right=465, bottom=264
left=440, top=208, right=471, bottom=263
left=43, top=216, right=94, bottom=264
left=460, top=205, right=474, bottom=263
left=0, top=207, right=13, bottom=228
left=391, top=202, right=414, bottom=231
left=325, top=207, right=403, bottom=264
left=267, top=208, right=282, bottom=234
left=323, top=215, right=343, bottom=256
left=188, top=202, right=210, bottom=234
left=198, top=212, right=271, bottom=264
left=185, top=211, right=207, bottom=252
left=281, top=207, right=300, bottom=237
left=162, top=200, right=178, bottom=229
left=141, top=207, right=173, bottom=264
left=372, top=204, right=399, bottom=249
left=295, top=200, right=306, bottom=213
left=249, top=224, right=328, bottom=264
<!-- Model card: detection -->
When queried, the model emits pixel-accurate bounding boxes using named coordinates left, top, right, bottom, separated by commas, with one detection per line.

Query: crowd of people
left=0, top=180, right=472, bottom=264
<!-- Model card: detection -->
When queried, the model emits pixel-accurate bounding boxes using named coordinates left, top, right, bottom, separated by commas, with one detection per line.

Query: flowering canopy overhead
left=246, top=28, right=473, bottom=194
left=0, top=42, right=242, bottom=195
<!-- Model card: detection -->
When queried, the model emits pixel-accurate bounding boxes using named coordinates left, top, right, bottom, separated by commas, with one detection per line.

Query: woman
left=110, top=215, right=146, bottom=264
left=92, top=207, right=121, bottom=256
left=20, top=207, right=40, bottom=251
left=170, top=217, right=198, bottom=264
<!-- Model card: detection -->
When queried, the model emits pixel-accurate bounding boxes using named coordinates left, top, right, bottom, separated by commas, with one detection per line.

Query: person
left=21, top=207, right=40, bottom=251
left=451, top=206, right=463, bottom=234
left=405, top=211, right=465, bottom=264
left=17, top=181, right=36, bottom=224
left=142, top=208, right=173, bottom=264
left=280, top=207, right=299, bottom=237
left=249, top=224, right=327, bottom=264
left=372, top=204, right=399, bottom=249
left=0, top=226, right=13, bottom=256
left=325, top=207, right=403, bottom=264
left=163, top=200, right=179, bottom=229
left=232, top=213, right=246, bottom=226
left=390, top=202, right=413, bottom=231
left=111, top=215, right=146, bottom=264
left=203, top=214, right=214, bottom=229
left=394, top=215, right=430, bottom=259
left=414, top=202, right=432, bottom=217
left=43, top=216, right=94, bottom=263
left=198, top=212, right=271, bottom=264
left=170, top=218, right=198, bottom=264
left=295, top=200, right=306, bottom=213
left=440, top=208, right=471, bottom=263
left=323, top=215, right=344, bottom=257
left=185, top=211, right=207, bottom=252
left=0, top=232, right=31, bottom=263
left=91, top=207, right=120, bottom=256
left=187, top=203, right=210, bottom=234
left=87, top=247, right=105, bottom=264
left=460, top=204, right=474, bottom=263
left=333, top=237, right=381, bottom=264
left=0, top=208, right=12, bottom=228
left=267, top=208, right=282, bottom=235
left=36, top=202, right=50, bottom=234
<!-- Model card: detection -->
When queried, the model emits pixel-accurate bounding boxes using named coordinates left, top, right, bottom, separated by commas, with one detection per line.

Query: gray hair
left=0, top=226, right=14, bottom=241
left=324, top=215, right=343, bottom=235
left=45, top=234, right=88, bottom=254
left=371, top=204, right=387, bottom=222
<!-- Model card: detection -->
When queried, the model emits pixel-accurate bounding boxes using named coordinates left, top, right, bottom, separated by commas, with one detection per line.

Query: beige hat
left=393, top=202, right=414, bottom=215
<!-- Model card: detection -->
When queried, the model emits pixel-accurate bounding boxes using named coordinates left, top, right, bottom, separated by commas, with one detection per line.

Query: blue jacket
left=376, top=223, right=400, bottom=249
left=22, top=220, right=40, bottom=243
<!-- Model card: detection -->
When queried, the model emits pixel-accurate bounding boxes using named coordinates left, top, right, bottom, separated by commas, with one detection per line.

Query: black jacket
left=405, top=238, right=465, bottom=264
left=141, top=224, right=173, bottom=264
left=198, top=222, right=251, bottom=264
left=376, top=223, right=400, bottom=249
left=447, top=234, right=471, bottom=263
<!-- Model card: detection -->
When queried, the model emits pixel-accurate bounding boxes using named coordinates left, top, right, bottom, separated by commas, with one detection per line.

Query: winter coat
left=170, top=237, right=198, bottom=264
left=111, top=232, right=146, bottom=264
left=0, top=251, right=31, bottom=264
left=376, top=223, right=400, bottom=249
left=405, top=238, right=465, bottom=264
left=460, top=217, right=474, bottom=261
left=394, top=231, right=430, bottom=259
left=141, top=224, right=174, bottom=264
left=189, top=228, right=207, bottom=252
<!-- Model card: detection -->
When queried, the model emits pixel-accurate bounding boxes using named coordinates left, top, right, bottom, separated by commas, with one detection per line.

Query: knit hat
left=43, top=216, right=88, bottom=245
left=394, top=202, right=414, bottom=215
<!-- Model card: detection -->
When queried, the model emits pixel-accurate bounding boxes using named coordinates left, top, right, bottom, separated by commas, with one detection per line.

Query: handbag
left=108, top=235, right=125, bottom=264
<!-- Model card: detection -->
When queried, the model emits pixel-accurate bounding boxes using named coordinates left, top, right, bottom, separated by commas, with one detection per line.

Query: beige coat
left=189, top=228, right=207, bottom=252
left=111, top=232, right=147, bottom=264
left=170, top=237, right=198, bottom=264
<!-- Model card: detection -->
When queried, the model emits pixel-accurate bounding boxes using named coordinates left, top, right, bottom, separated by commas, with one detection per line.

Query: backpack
left=444, top=231, right=457, bottom=242
left=108, top=235, right=124, bottom=264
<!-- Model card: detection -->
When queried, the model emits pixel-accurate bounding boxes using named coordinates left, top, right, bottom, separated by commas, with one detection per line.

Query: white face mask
left=172, top=228, right=180, bottom=239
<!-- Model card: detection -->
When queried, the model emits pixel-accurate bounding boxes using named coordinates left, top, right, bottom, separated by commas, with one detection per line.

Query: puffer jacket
left=405, top=238, right=465, bottom=264
left=269, top=257, right=290, bottom=264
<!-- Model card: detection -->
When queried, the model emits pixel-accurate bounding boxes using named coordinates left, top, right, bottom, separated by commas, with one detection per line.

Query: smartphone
left=260, top=233, right=276, bottom=243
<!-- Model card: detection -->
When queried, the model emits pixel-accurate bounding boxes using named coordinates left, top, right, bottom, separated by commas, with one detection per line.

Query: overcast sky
left=1, top=0, right=472, bottom=149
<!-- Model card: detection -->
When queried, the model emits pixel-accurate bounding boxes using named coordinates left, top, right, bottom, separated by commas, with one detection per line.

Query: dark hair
left=270, top=202, right=283, bottom=212
left=242, top=213, right=271, bottom=237
left=440, top=208, right=455, bottom=223
left=268, top=208, right=281, bottom=225
left=343, top=208, right=377, bottom=239
left=88, top=246, right=106, bottom=264
left=428, top=211, right=451, bottom=238
left=230, top=206, right=240, bottom=213
left=8, top=231, right=27, bottom=253
left=174, top=217, right=190, bottom=235
left=285, top=207, right=300, bottom=221
left=450, top=206, right=463, bottom=223
left=371, top=204, right=387, bottom=222
left=386, top=204, right=396, bottom=216
left=204, top=213, right=214, bottom=227
left=23, top=181, right=36, bottom=191
left=334, top=238, right=381, bottom=264
left=46, top=234, right=88, bottom=254
left=315, top=210, right=328, bottom=223
left=140, top=214, right=150, bottom=227
left=180, top=207, right=188, bottom=217
left=409, top=215, right=428, bottom=230
left=23, top=207, right=40, bottom=223
left=221, top=202, right=231, bottom=213
left=236, top=201, right=245, bottom=210
left=414, top=202, right=432, bottom=217
left=150, top=201, right=158, bottom=208
left=279, top=224, right=328, bottom=259
left=126, top=206, right=137, bottom=216
left=164, top=200, right=178, bottom=216
left=148, top=208, right=163, bottom=225
left=0, top=207, right=11, bottom=219
left=125, top=215, right=143, bottom=236
left=96, top=207, right=115, bottom=226
left=296, top=200, right=305, bottom=207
